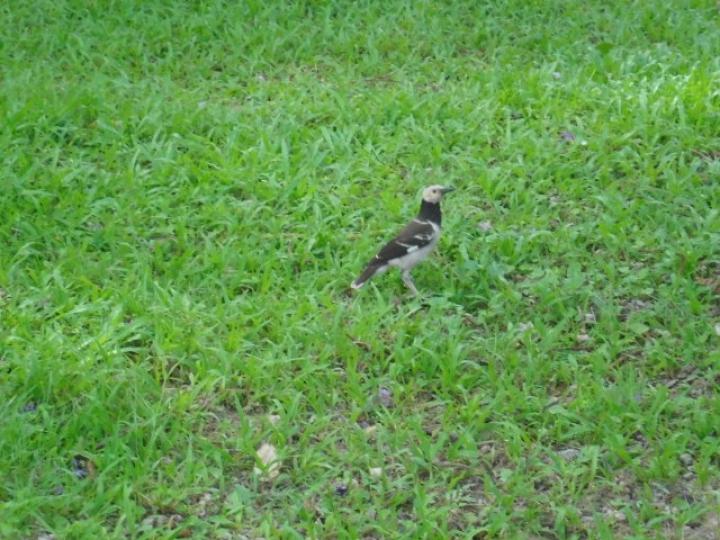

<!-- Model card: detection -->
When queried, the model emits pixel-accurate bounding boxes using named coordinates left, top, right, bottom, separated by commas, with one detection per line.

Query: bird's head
left=422, top=185, right=455, bottom=204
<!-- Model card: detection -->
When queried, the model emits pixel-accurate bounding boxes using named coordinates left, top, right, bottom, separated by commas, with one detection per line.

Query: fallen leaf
left=254, top=443, right=280, bottom=479
left=351, top=338, right=371, bottom=351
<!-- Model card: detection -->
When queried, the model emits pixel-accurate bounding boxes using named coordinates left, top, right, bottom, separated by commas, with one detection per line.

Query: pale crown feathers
left=422, top=185, right=454, bottom=204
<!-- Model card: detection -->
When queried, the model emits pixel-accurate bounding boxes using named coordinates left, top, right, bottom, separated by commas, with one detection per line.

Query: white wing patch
left=397, top=242, right=419, bottom=253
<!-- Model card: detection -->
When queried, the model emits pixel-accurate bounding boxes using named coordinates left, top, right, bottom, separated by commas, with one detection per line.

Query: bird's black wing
left=372, top=219, right=436, bottom=264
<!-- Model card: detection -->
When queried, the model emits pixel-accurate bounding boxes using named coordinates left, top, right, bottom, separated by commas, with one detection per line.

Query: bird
left=351, top=185, right=455, bottom=295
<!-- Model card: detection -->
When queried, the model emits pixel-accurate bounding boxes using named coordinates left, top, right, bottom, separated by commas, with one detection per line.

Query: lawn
left=1, top=0, right=720, bottom=538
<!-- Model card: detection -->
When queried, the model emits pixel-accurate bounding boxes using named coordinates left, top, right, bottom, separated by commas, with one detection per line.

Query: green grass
left=1, top=0, right=720, bottom=538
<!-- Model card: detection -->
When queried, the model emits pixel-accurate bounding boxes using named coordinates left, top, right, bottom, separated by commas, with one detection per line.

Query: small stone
left=141, top=515, right=166, bottom=529
left=605, top=508, right=627, bottom=522
left=267, top=414, right=281, bottom=426
left=22, top=402, right=37, bottom=413
left=558, top=448, right=581, bottom=461
left=584, top=312, right=597, bottom=324
left=194, top=492, right=214, bottom=518
left=552, top=71, right=561, bottom=79
left=577, top=333, right=591, bottom=343
left=369, top=467, right=383, bottom=478
left=679, top=453, right=693, bottom=467
left=334, top=483, right=349, bottom=497
left=363, top=424, right=378, bottom=437
left=70, top=455, right=95, bottom=480
left=477, top=220, right=493, bottom=232
left=377, top=387, right=393, bottom=408
left=714, top=323, right=720, bottom=336
left=518, top=322, right=534, bottom=333
left=51, top=485, right=64, bottom=496
left=254, top=443, right=280, bottom=480
left=37, top=534, right=56, bottom=540
left=560, top=130, right=576, bottom=142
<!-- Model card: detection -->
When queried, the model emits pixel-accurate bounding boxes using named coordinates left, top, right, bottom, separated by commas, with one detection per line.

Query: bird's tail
left=351, top=262, right=385, bottom=290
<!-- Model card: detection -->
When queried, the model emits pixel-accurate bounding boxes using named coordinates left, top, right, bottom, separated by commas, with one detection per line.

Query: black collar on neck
left=418, top=199, right=441, bottom=226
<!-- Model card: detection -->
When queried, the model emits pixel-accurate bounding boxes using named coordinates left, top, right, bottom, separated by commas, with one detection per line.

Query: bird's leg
left=401, top=270, right=419, bottom=296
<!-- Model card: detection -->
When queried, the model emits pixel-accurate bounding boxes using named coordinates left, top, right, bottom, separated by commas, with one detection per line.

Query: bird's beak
left=440, top=186, right=456, bottom=194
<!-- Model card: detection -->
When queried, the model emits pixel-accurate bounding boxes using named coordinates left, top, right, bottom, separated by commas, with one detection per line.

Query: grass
left=1, top=0, right=719, bottom=538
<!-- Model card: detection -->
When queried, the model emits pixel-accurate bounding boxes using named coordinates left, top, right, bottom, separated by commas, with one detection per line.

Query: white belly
left=388, top=234, right=439, bottom=271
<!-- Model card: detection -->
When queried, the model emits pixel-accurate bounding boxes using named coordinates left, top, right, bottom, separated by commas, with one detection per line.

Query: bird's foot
left=401, top=271, right=419, bottom=296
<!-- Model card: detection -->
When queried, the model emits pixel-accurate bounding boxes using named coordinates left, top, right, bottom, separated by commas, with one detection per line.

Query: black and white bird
left=351, top=185, right=455, bottom=295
